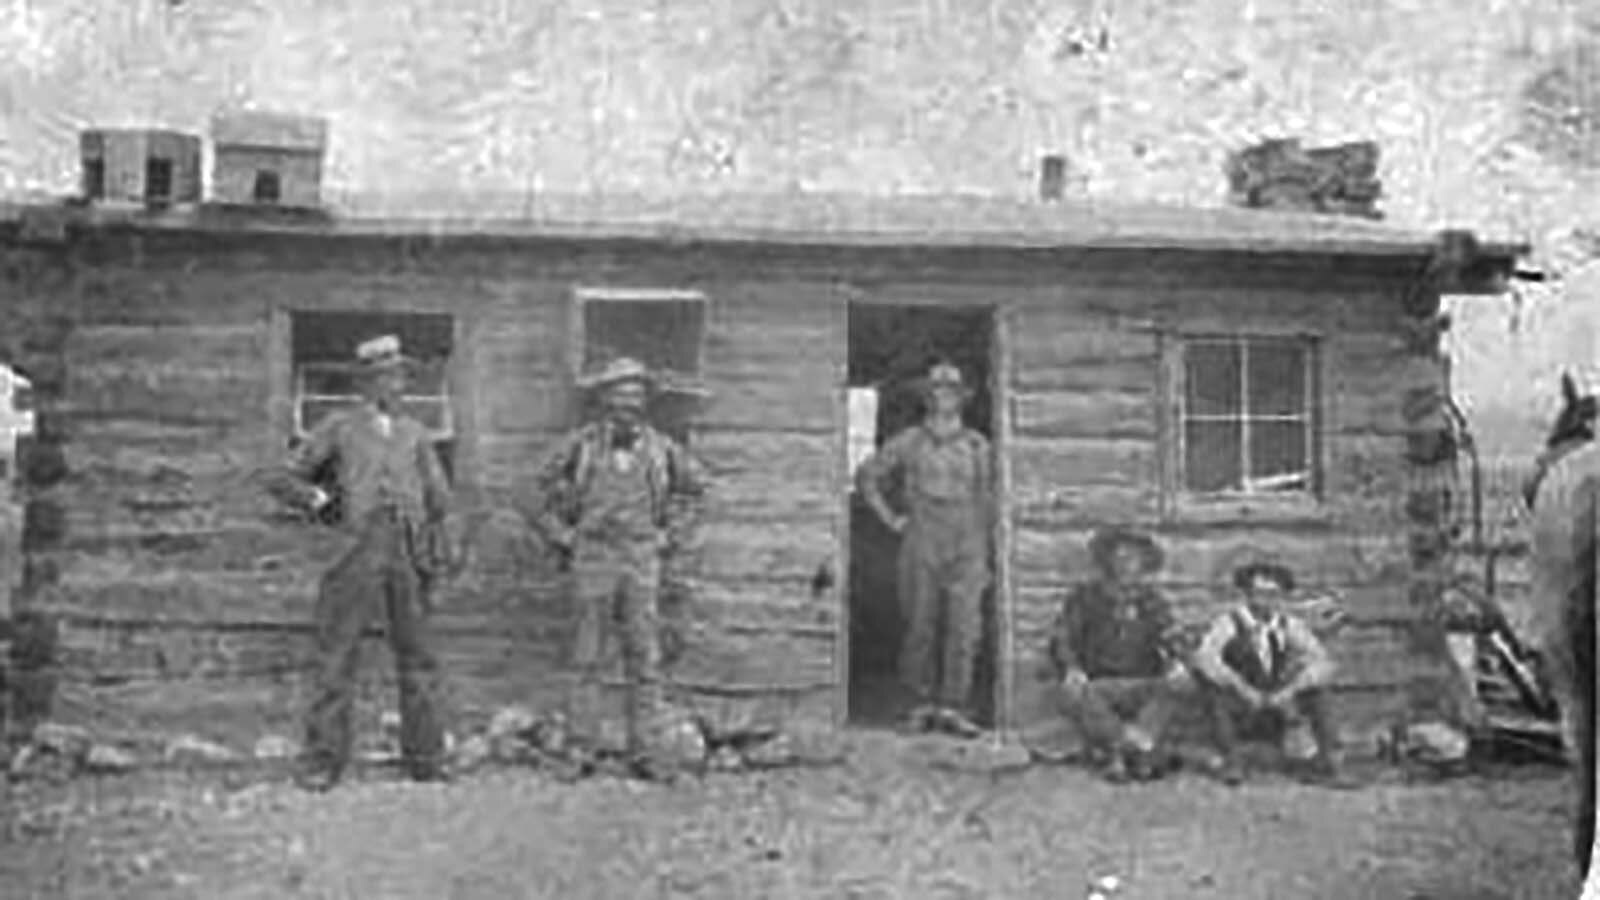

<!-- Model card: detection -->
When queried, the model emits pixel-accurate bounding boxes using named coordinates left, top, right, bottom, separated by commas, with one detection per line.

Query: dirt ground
left=0, top=732, right=1584, bottom=900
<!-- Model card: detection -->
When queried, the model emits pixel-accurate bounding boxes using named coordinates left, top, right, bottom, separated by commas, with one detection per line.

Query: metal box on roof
left=79, top=129, right=203, bottom=207
left=209, top=110, right=329, bottom=208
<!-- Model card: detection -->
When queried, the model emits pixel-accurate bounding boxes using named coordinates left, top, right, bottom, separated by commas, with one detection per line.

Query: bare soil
left=0, top=733, right=1583, bottom=900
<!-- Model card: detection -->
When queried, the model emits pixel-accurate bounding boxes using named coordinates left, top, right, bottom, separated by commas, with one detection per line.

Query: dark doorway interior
left=845, top=303, right=998, bottom=729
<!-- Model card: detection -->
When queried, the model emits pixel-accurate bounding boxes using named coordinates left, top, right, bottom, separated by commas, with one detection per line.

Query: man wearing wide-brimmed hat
left=531, top=356, right=709, bottom=780
left=1044, top=526, right=1186, bottom=782
left=266, top=334, right=453, bottom=791
left=1190, top=560, right=1357, bottom=789
left=857, top=361, right=993, bottom=732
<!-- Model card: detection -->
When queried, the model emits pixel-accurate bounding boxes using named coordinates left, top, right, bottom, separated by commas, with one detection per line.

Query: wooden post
left=992, top=304, right=1016, bottom=739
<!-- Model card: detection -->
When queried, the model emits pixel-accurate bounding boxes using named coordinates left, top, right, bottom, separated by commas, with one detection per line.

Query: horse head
left=1525, top=373, right=1599, bottom=510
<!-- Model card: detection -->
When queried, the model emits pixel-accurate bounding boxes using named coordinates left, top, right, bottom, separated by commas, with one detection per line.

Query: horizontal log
left=703, top=469, right=843, bottom=522
left=483, top=378, right=572, bottom=433
left=1011, top=435, right=1158, bottom=491
left=1012, top=485, right=1162, bottom=529
left=666, top=622, right=836, bottom=686
left=1012, top=388, right=1157, bottom=440
left=1013, top=524, right=1409, bottom=589
left=51, top=620, right=568, bottom=685
left=688, top=577, right=840, bottom=631
left=703, top=301, right=842, bottom=378
left=41, top=557, right=572, bottom=625
left=60, top=366, right=268, bottom=427
left=694, top=428, right=837, bottom=483
left=63, top=323, right=265, bottom=370
left=698, top=519, right=838, bottom=582
left=696, top=374, right=836, bottom=432
left=1010, top=325, right=1159, bottom=390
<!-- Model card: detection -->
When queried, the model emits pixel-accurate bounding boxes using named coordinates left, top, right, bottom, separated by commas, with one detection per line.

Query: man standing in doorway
left=267, top=335, right=453, bottom=792
left=857, top=361, right=993, bottom=734
left=532, top=357, right=708, bottom=779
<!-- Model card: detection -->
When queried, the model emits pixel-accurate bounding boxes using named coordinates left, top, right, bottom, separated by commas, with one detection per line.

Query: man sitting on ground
left=1190, top=561, right=1359, bottom=789
left=1046, top=526, right=1187, bottom=783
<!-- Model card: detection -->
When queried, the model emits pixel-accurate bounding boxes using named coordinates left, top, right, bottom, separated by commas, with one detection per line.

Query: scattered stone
left=253, top=734, right=300, bottom=761
left=451, top=734, right=492, bottom=772
left=1283, top=722, right=1319, bottom=762
left=488, top=705, right=539, bottom=741
left=164, top=734, right=238, bottom=766
left=743, top=733, right=798, bottom=770
left=8, top=743, right=73, bottom=782
left=649, top=711, right=709, bottom=771
left=914, top=735, right=1032, bottom=775
left=708, top=746, right=745, bottom=773
left=783, top=722, right=849, bottom=767
left=83, top=742, right=139, bottom=774
left=30, top=722, right=91, bottom=760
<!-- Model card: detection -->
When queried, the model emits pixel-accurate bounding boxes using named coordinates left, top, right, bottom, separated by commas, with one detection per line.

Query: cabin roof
left=1, top=189, right=1526, bottom=265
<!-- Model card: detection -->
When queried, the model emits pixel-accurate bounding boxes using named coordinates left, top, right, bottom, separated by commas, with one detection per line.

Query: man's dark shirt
left=1047, top=580, right=1176, bottom=680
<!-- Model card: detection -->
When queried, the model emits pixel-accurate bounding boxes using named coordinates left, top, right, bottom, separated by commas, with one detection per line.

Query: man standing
left=857, top=362, right=993, bottom=733
left=1190, top=562, right=1358, bottom=788
left=267, top=335, right=452, bottom=792
left=532, top=357, right=708, bottom=778
left=1046, top=527, right=1185, bottom=782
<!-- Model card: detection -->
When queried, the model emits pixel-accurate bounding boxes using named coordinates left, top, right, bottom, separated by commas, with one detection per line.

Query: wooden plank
left=696, top=375, right=835, bottom=432
left=52, top=619, right=569, bottom=685
left=688, top=578, right=840, bottom=631
left=62, top=364, right=268, bottom=427
left=1012, top=388, right=1156, bottom=441
left=1011, top=435, right=1158, bottom=491
left=63, top=323, right=265, bottom=369
left=1010, top=325, right=1160, bottom=393
left=698, top=519, right=837, bottom=582
left=38, top=567, right=572, bottom=630
left=1013, top=524, right=1409, bottom=592
left=482, top=377, right=572, bottom=434
left=665, top=621, right=836, bottom=686
left=1013, top=485, right=1162, bottom=529
left=693, top=429, right=837, bottom=485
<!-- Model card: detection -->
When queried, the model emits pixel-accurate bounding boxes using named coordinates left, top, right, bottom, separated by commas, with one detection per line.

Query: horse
left=1523, top=372, right=1599, bottom=878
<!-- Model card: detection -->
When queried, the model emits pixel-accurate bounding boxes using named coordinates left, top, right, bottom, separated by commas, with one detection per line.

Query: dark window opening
left=83, top=159, right=105, bottom=199
left=577, top=292, right=708, bottom=445
left=1181, top=336, right=1319, bottom=496
left=288, top=310, right=457, bottom=487
left=144, top=157, right=174, bottom=202
left=254, top=170, right=282, bottom=204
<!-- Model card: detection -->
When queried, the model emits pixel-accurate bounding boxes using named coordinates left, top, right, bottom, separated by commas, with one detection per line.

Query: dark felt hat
left=1232, top=561, right=1297, bottom=594
left=1088, top=526, right=1165, bottom=574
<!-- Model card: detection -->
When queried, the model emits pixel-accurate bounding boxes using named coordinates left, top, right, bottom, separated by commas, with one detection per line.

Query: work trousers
left=570, top=536, right=664, bottom=756
left=304, top=509, right=444, bottom=775
left=1198, top=677, right=1339, bottom=763
left=898, top=499, right=990, bottom=712
left=1056, top=675, right=1186, bottom=753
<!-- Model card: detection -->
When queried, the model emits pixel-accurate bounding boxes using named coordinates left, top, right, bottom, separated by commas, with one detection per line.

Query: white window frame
left=1169, top=333, right=1322, bottom=505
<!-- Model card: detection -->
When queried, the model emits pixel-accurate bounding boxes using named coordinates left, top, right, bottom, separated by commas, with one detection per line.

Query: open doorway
left=845, top=303, right=1000, bottom=729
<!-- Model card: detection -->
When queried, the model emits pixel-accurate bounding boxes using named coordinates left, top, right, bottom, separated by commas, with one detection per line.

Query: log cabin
left=0, top=183, right=1524, bottom=757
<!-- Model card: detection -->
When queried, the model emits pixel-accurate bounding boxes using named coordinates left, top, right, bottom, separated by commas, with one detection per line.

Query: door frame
left=834, top=297, right=1015, bottom=732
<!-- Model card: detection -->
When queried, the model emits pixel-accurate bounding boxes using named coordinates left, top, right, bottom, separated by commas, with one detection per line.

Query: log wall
left=4, top=227, right=1448, bottom=755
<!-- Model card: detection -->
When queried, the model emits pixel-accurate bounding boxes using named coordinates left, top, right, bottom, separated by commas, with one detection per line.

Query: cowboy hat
left=355, top=334, right=413, bottom=373
left=1232, top=561, right=1297, bottom=594
left=1088, top=526, right=1165, bottom=574
left=911, top=362, right=975, bottom=398
left=577, top=356, right=657, bottom=392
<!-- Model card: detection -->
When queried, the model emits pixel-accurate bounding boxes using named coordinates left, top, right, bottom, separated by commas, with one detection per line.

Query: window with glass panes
left=1179, top=336, right=1318, bottom=495
left=289, top=310, right=456, bottom=480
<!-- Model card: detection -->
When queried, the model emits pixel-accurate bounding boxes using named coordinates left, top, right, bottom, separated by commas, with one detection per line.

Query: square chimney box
left=210, top=110, right=329, bottom=208
left=80, top=129, right=202, bottom=208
